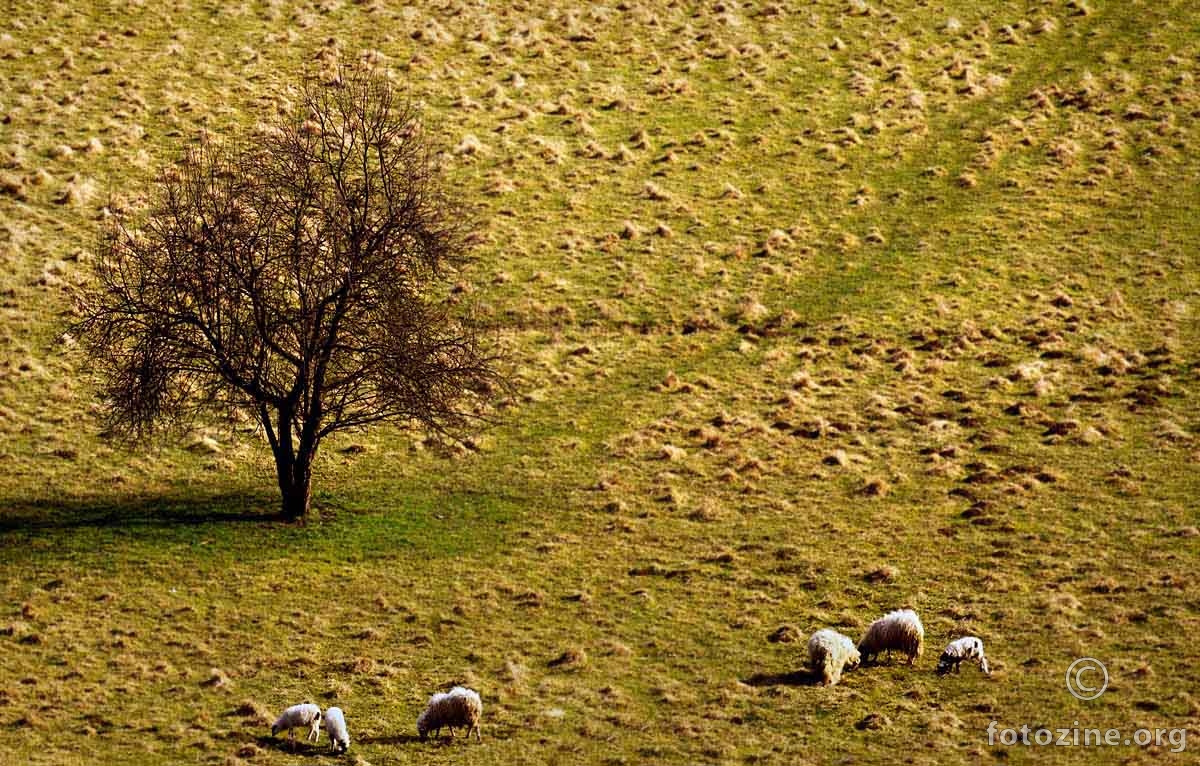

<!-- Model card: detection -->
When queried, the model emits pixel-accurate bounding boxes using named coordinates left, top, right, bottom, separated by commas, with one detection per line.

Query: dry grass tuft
left=232, top=700, right=271, bottom=726
left=863, top=566, right=900, bottom=584
left=860, top=478, right=890, bottom=497
left=766, top=625, right=802, bottom=644
left=856, top=713, right=891, bottom=731
left=201, top=668, right=233, bottom=690
left=719, top=182, right=744, bottom=200
left=455, top=134, right=486, bottom=156
left=548, top=647, right=588, bottom=670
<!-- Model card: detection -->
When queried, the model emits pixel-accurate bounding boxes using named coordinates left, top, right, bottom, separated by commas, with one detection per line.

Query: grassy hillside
left=1, top=1, right=1198, bottom=763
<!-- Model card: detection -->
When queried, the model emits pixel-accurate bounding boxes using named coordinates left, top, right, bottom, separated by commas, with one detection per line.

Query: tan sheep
left=858, top=608, right=924, bottom=665
left=417, top=686, right=482, bottom=741
left=807, top=628, right=861, bottom=686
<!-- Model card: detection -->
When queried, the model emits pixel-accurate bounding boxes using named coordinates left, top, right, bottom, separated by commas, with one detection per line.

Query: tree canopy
left=78, top=67, right=505, bottom=519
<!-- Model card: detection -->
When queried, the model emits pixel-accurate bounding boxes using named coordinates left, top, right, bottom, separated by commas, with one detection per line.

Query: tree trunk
left=280, top=472, right=311, bottom=520
left=274, top=449, right=313, bottom=521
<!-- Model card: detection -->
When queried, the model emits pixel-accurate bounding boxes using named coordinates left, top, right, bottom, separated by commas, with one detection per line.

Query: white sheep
left=324, top=706, right=350, bottom=754
left=417, top=686, right=482, bottom=741
left=858, top=608, right=924, bottom=665
left=807, top=628, right=861, bottom=686
left=936, top=636, right=991, bottom=676
left=271, top=702, right=321, bottom=750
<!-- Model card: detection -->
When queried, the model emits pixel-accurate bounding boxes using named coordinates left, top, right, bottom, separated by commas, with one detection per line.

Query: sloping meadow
left=1, top=1, right=1198, bottom=763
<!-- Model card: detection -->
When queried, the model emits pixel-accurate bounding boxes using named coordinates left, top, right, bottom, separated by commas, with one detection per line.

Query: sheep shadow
left=357, top=734, right=425, bottom=745
left=254, top=735, right=329, bottom=757
left=741, top=668, right=824, bottom=687
left=858, top=655, right=918, bottom=669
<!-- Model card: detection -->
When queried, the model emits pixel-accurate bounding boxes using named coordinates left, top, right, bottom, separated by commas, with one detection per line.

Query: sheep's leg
left=474, top=724, right=482, bottom=742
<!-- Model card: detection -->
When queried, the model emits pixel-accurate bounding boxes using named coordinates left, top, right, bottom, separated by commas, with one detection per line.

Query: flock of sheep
left=809, top=608, right=992, bottom=686
left=269, top=686, right=482, bottom=754
left=267, top=609, right=986, bottom=755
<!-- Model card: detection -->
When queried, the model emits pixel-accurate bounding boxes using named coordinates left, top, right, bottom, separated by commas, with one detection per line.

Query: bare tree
left=76, top=68, right=505, bottom=520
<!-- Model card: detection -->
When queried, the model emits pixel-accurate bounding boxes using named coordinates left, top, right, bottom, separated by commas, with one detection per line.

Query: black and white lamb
left=936, top=636, right=991, bottom=676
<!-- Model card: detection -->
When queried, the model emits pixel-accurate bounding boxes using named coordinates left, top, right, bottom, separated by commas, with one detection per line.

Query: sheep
left=858, top=608, right=924, bottom=665
left=417, top=686, right=482, bottom=741
left=936, top=636, right=991, bottom=676
left=324, top=706, right=350, bottom=754
left=271, top=702, right=321, bottom=750
left=807, top=628, right=861, bottom=686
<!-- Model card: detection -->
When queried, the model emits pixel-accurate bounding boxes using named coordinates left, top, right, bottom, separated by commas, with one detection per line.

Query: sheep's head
left=936, top=655, right=954, bottom=676
left=417, top=721, right=428, bottom=741
left=846, top=648, right=861, bottom=670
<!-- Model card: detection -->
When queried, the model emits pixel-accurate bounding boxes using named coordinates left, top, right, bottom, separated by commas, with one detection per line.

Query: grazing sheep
left=271, top=703, right=321, bottom=750
left=417, top=686, right=482, bottom=741
left=324, top=706, right=350, bottom=754
left=807, top=628, right=861, bottom=686
left=936, top=636, right=991, bottom=676
left=858, top=609, right=924, bottom=665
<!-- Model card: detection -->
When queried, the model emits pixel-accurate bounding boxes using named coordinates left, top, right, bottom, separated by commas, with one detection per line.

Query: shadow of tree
left=741, top=668, right=824, bottom=687
left=0, top=491, right=285, bottom=533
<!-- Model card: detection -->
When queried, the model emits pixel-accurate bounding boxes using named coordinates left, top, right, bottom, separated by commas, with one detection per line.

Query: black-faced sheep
left=936, top=636, right=991, bottom=676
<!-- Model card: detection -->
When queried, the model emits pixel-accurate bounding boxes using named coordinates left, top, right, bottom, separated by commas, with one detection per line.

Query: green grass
left=2, top=0, right=1199, bottom=763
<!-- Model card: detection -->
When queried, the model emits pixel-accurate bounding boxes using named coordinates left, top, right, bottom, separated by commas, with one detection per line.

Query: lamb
left=858, top=608, right=924, bottom=665
left=271, top=702, right=321, bottom=750
left=936, top=636, right=991, bottom=676
left=324, top=706, right=350, bottom=754
left=417, top=686, right=482, bottom=741
left=807, top=628, right=861, bottom=686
